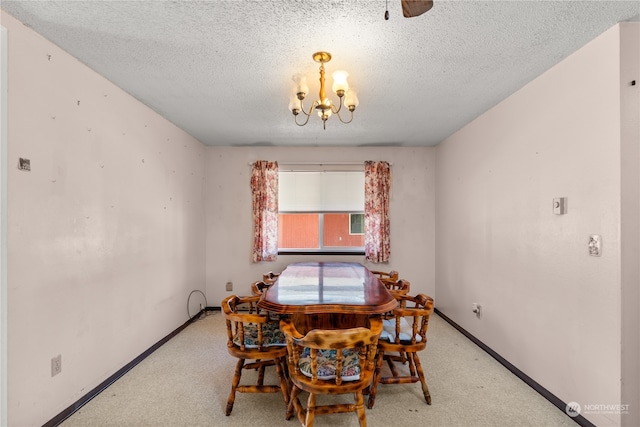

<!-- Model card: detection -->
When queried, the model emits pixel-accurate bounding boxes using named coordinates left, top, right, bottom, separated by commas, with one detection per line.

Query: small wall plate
left=589, top=234, right=601, bottom=257
left=18, top=158, right=31, bottom=171
left=553, top=197, right=567, bottom=215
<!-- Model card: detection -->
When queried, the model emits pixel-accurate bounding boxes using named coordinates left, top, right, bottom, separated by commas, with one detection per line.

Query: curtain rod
left=248, top=161, right=392, bottom=166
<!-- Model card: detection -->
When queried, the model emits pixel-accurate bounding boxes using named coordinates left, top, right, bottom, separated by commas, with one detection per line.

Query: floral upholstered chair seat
left=232, top=321, right=287, bottom=348
left=298, top=348, right=361, bottom=381
left=380, top=317, right=423, bottom=344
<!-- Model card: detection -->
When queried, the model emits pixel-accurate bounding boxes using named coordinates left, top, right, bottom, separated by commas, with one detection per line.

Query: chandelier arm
left=333, top=96, right=354, bottom=124
left=294, top=101, right=319, bottom=126
left=331, top=97, right=343, bottom=115
left=298, top=99, right=315, bottom=117
left=335, top=109, right=355, bottom=124
left=294, top=112, right=312, bottom=127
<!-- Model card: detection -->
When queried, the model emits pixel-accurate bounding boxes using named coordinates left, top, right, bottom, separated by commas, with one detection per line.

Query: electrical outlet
left=51, top=354, right=62, bottom=377
left=225, top=281, right=233, bottom=291
left=18, top=158, right=31, bottom=171
left=472, top=303, right=481, bottom=318
left=589, top=234, right=601, bottom=257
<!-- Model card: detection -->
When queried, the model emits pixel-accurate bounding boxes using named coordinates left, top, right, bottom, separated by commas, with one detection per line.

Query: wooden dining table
left=258, top=261, right=397, bottom=331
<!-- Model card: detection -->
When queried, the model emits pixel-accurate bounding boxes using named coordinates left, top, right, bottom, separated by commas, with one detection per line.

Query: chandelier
left=288, top=51, right=359, bottom=130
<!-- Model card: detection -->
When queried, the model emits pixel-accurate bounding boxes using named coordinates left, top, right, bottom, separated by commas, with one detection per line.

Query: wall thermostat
left=553, top=197, right=567, bottom=215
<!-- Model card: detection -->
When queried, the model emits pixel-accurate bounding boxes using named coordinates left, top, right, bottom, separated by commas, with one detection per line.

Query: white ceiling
left=2, top=1, right=639, bottom=147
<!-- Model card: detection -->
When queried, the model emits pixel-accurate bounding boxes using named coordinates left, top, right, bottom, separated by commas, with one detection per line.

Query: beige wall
left=204, top=146, right=436, bottom=306
left=2, top=11, right=206, bottom=426
left=619, top=23, right=640, bottom=427
left=1, top=22, right=8, bottom=427
left=436, top=23, right=639, bottom=426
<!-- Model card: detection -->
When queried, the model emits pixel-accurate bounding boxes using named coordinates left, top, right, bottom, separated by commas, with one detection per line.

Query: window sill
left=278, top=250, right=365, bottom=256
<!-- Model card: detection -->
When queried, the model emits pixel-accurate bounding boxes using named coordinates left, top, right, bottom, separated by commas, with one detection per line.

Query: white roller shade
left=279, top=171, right=364, bottom=212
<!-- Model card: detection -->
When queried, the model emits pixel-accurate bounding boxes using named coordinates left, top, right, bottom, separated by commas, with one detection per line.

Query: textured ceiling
left=2, top=0, right=639, bottom=147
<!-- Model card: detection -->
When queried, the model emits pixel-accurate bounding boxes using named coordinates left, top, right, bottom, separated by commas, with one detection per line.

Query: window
left=349, top=213, right=364, bottom=235
left=278, top=166, right=364, bottom=254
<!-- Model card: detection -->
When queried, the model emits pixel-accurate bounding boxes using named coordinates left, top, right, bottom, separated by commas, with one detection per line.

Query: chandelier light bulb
left=318, top=108, right=332, bottom=119
left=332, top=70, right=349, bottom=95
left=292, top=73, right=309, bottom=97
left=288, top=94, right=301, bottom=114
left=345, top=89, right=359, bottom=109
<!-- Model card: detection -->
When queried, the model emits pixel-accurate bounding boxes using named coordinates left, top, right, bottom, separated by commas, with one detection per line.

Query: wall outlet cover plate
left=588, top=234, right=601, bottom=257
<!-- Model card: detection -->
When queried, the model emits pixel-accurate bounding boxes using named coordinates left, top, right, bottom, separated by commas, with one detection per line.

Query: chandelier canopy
left=288, top=52, right=359, bottom=130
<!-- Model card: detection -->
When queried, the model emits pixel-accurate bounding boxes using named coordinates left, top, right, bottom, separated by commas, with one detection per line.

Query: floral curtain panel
left=250, top=161, right=279, bottom=262
left=364, top=161, right=391, bottom=263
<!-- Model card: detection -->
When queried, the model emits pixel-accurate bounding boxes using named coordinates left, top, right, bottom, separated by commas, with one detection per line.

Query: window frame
left=277, top=167, right=365, bottom=255
left=349, top=213, right=365, bottom=235
left=277, top=211, right=365, bottom=255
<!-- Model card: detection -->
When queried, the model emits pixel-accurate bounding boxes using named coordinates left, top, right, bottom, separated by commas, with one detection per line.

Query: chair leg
left=278, top=357, right=289, bottom=382
left=274, top=356, right=290, bottom=409
left=355, top=391, right=367, bottom=427
left=386, top=355, right=400, bottom=377
left=288, top=385, right=301, bottom=421
left=412, top=352, right=431, bottom=405
left=407, top=352, right=417, bottom=377
left=226, top=358, right=245, bottom=415
left=305, top=392, right=316, bottom=427
left=257, top=364, right=264, bottom=386
left=367, top=350, right=385, bottom=409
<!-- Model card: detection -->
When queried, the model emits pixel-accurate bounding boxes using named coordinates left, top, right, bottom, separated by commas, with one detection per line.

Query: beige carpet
left=60, top=311, right=577, bottom=427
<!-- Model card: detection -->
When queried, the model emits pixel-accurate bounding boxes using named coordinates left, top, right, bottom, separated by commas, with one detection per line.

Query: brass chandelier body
left=289, top=52, right=359, bottom=130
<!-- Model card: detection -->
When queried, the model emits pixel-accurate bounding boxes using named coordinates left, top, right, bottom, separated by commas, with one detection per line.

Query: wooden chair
left=248, top=280, right=272, bottom=314
left=280, top=316, right=383, bottom=427
left=367, top=293, right=434, bottom=409
left=262, top=271, right=280, bottom=284
left=384, top=278, right=410, bottom=296
left=370, top=269, right=399, bottom=286
left=221, top=294, right=289, bottom=416
left=248, top=280, right=281, bottom=322
left=379, top=279, right=411, bottom=364
left=251, top=280, right=272, bottom=295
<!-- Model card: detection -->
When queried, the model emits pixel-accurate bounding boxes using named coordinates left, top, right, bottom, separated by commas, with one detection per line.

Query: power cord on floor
left=187, top=289, right=208, bottom=321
